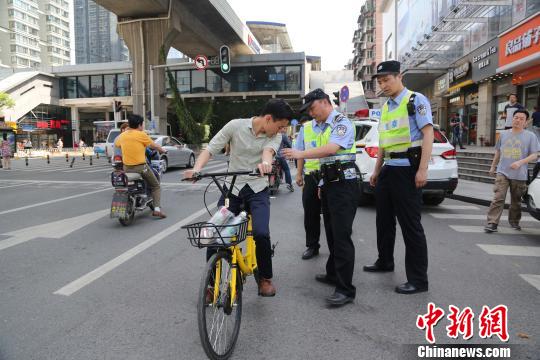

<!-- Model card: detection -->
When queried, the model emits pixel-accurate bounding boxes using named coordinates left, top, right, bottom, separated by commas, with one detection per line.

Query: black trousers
left=321, top=179, right=357, bottom=298
left=375, top=165, right=428, bottom=287
left=302, top=173, right=321, bottom=249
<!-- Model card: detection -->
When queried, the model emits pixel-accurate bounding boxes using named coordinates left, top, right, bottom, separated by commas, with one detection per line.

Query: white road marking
left=54, top=202, right=218, bottom=296
left=0, top=183, right=32, bottom=189
left=437, top=205, right=480, bottom=210
left=477, top=244, right=540, bottom=257
left=449, top=225, right=540, bottom=236
left=0, top=209, right=109, bottom=251
left=0, top=188, right=110, bottom=216
left=431, top=213, right=536, bottom=222
left=519, top=274, right=540, bottom=291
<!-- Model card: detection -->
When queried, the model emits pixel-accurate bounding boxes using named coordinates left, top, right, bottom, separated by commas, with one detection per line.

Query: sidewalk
left=449, top=179, right=523, bottom=210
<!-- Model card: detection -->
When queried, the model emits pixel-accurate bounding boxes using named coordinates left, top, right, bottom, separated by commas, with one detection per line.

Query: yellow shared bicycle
left=182, top=170, right=261, bottom=360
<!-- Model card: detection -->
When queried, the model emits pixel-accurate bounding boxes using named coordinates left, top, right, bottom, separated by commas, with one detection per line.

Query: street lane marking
left=431, top=213, right=536, bottom=222
left=0, top=209, right=109, bottom=251
left=0, top=188, right=110, bottom=216
left=477, top=244, right=540, bottom=257
left=54, top=202, right=218, bottom=296
left=449, top=225, right=540, bottom=236
left=519, top=274, right=540, bottom=291
left=0, top=183, right=32, bottom=189
left=438, top=205, right=480, bottom=210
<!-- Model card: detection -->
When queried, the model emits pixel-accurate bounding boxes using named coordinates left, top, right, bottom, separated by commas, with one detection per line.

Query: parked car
left=104, top=129, right=122, bottom=159
left=150, top=135, right=195, bottom=172
left=525, top=171, right=540, bottom=221
left=354, top=119, right=458, bottom=206
left=93, top=142, right=106, bottom=155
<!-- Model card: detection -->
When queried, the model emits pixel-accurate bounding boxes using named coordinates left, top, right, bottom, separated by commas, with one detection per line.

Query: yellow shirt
left=115, top=130, right=153, bottom=165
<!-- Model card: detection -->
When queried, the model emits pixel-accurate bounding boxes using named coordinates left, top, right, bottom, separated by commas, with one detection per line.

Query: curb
left=448, top=194, right=529, bottom=212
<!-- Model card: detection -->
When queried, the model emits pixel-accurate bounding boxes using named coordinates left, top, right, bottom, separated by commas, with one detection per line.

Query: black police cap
left=373, top=60, right=401, bottom=77
left=300, top=88, right=330, bottom=112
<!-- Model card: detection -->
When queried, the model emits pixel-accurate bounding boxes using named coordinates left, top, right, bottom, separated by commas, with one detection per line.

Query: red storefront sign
left=498, top=14, right=540, bottom=74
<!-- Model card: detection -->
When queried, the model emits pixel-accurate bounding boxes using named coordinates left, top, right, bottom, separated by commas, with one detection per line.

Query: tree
left=160, top=47, right=204, bottom=144
left=0, top=92, right=15, bottom=111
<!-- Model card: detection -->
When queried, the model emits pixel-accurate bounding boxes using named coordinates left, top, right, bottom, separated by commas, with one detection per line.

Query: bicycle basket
left=182, top=218, right=249, bottom=248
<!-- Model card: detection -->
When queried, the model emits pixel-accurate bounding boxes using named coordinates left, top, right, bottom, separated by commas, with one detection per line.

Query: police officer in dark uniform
left=283, top=89, right=357, bottom=307
left=363, top=61, right=433, bottom=294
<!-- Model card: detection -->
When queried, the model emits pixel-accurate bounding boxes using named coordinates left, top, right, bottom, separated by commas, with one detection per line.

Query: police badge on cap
left=373, top=60, right=401, bottom=77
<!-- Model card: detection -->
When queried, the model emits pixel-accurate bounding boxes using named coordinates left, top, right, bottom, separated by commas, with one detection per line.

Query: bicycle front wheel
left=198, top=251, right=242, bottom=360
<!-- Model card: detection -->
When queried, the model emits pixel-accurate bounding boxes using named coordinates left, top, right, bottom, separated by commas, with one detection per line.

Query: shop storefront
left=498, top=13, right=540, bottom=117
left=16, top=104, right=72, bottom=149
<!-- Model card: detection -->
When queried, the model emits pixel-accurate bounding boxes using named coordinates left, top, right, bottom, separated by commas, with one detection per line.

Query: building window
left=117, top=74, right=130, bottom=96
left=192, top=70, right=206, bottom=93
left=176, top=70, right=190, bottom=94
left=104, top=74, right=116, bottom=97
left=90, top=75, right=103, bottom=97
left=64, top=77, right=76, bottom=98
left=206, top=69, right=222, bottom=92
left=285, top=66, right=301, bottom=91
left=77, top=76, right=90, bottom=98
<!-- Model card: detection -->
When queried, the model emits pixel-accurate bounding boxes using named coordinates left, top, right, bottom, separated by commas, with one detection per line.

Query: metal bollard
left=108, top=156, right=111, bottom=164
left=25, top=157, right=29, bottom=166
left=89, top=156, right=92, bottom=165
left=70, top=157, right=75, bottom=168
left=66, top=153, right=69, bottom=162
left=47, top=154, right=50, bottom=164
left=82, top=153, right=85, bottom=161
left=96, top=152, right=99, bottom=159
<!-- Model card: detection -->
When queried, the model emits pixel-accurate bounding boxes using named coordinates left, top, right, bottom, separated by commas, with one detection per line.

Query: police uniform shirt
left=385, top=87, right=433, bottom=166
left=324, top=109, right=357, bottom=181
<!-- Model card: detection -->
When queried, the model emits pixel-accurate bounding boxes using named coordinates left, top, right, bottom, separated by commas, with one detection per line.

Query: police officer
left=283, top=89, right=357, bottom=307
left=363, top=60, right=433, bottom=294
left=294, top=115, right=332, bottom=260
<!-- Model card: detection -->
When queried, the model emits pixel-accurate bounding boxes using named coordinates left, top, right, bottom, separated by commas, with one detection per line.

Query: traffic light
left=219, top=45, right=231, bottom=74
left=114, top=101, right=122, bottom=113
left=332, top=91, right=340, bottom=106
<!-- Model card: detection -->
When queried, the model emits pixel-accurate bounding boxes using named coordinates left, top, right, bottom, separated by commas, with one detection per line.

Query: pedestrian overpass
left=94, top=0, right=262, bottom=133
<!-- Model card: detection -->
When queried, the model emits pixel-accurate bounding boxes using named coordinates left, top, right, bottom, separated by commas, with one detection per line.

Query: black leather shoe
left=326, top=292, right=354, bottom=307
left=395, top=282, right=428, bottom=294
left=315, top=273, right=337, bottom=286
left=363, top=263, right=394, bottom=272
left=302, top=247, right=319, bottom=260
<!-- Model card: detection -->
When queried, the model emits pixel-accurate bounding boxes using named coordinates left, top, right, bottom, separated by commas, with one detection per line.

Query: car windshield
left=107, top=130, right=120, bottom=143
left=433, top=128, right=448, bottom=144
left=355, top=124, right=372, bottom=141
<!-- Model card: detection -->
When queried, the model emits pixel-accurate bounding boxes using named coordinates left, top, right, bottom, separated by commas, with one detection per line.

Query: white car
left=104, top=129, right=122, bottom=159
left=525, top=168, right=540, bottom=221
left=354, top=119, right=459, bottom=206
left=150, top=135, right=195, bottom=172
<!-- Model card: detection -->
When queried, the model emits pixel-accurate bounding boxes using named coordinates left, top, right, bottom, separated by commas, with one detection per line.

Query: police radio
left=407, top=93, right=417, bottom=116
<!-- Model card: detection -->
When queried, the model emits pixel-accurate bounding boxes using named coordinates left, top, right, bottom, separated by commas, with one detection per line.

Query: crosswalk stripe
left=477, top=244, right=540, bottom=257
left=450, top=225, right=540, bottom=235
left=0, top=183, right=32, bottom=189
left=437, top=205, right=480, bottom=210
left=519, top=274, right=540, bottom=291
left=431, top=213, right=537, bottom=222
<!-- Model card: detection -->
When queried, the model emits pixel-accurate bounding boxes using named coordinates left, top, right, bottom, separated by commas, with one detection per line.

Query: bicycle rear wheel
left=198, top=251, right=242, bottom=360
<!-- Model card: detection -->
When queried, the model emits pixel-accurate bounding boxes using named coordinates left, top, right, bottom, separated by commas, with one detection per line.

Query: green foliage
left=0, top=92, right=15, bottom=111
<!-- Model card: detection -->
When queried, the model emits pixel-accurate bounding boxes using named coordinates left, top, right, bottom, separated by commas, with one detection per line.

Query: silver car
left=150, top=135, right=195, bottom=172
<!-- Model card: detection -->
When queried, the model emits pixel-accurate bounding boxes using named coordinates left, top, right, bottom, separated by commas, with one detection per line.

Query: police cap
left=300, top=88, right=330, bottom=112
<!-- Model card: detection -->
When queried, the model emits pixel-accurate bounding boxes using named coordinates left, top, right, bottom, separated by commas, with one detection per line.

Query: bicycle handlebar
left=182, top=169, right=261, bottom=182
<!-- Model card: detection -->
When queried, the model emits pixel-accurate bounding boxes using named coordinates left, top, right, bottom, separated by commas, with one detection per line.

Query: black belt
left=389, top=151, right=408, bottom=159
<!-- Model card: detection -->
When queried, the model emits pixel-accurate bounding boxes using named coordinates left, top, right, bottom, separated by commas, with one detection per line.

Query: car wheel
left=187, top=154, right=195, bottom=168
left=161, top=156, right=168, bottom=173
left=422, top=194, right=445, bottom=206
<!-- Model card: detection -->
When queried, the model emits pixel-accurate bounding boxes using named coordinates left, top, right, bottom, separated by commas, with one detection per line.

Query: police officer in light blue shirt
left=283, top=89, right=358, bottom=307
left=363, top=60, right=434, bottom=295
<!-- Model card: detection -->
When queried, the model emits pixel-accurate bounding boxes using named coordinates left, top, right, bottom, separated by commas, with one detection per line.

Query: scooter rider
left=115, top=114, right=168, bottom=218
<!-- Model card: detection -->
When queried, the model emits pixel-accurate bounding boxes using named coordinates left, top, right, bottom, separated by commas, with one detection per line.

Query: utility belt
left=386, top=146, right=422, bottom=171
left=305, top=169, right=321, bottom=183
left=320, top=161, right=356, bottom=183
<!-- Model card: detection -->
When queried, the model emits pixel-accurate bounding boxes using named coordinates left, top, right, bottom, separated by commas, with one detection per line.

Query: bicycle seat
left=125, top=173, right=142, bottom=181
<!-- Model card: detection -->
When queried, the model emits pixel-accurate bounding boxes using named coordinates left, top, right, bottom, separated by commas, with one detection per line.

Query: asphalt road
left=0, top=156, right=538, bottom=360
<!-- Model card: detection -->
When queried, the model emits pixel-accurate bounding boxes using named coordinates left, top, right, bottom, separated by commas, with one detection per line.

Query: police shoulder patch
left=335, top=124, right=347, bottom=137
left=417, top=104, right=427, bottom=116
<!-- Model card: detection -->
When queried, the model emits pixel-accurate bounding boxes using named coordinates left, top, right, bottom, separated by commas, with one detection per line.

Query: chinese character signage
left=498, top=14, right=540, bottom=71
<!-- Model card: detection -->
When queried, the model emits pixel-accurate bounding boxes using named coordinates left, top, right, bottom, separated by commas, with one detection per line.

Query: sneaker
left=287, top=184, right=294, bottom=192
left=484, top=223, right=498, bottom=233
left=510, top=223, right=521, bottom=231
